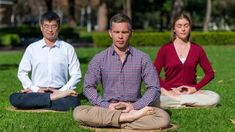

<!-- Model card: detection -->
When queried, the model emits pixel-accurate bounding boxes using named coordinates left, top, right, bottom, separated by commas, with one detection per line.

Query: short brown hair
left=109, top=13, right=132, bottom=30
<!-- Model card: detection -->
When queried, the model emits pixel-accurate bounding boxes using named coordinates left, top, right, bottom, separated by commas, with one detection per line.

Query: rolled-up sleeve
left=83, top=55, right=110, bottom=108
left=133, top=55, right=160, bottom=110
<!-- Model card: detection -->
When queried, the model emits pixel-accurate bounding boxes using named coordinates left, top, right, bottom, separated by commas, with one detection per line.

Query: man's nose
left=118, top=33, right=123, bottom=38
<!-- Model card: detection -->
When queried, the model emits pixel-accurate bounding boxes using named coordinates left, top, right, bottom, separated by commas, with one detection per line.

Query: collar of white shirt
left=41, top=39, right=61, bottom=48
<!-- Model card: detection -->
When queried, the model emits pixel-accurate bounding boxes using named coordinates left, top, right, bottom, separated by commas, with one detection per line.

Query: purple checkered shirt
left=84, top=46, right=160, bottom=110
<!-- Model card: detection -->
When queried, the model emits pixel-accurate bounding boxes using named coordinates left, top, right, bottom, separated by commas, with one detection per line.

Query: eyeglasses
left=42, top=24, right=59, bottom=30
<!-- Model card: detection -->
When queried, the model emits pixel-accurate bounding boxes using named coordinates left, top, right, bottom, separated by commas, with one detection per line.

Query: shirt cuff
left=30, top=86, right=40, bottom=92
left=132, top=102, right=142, bottom=110
left=101, top=101, right=110, bottom=108
left=59, top=86, right=76, bottom=91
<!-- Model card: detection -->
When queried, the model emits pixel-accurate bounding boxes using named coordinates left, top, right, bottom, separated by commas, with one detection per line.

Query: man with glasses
left=9, top=11, right=82, bottom=111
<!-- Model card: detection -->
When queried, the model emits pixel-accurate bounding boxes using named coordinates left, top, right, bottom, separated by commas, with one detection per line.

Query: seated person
left=154, top=12, right=220, bottom=108
left=9, top=11, right=82, bottom=111
left=73, top=13, right=170, bottom=130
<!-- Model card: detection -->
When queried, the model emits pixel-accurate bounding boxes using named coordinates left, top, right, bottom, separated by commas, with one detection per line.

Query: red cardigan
left=154, top=42, right=214, bottom=91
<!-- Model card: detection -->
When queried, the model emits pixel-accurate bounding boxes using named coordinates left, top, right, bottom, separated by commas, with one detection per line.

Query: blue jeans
left=9, top=92, right=80, bottom=111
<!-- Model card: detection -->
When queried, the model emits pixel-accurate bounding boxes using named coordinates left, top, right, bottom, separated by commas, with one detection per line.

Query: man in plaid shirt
left=73, top=13, right=170, bottom=130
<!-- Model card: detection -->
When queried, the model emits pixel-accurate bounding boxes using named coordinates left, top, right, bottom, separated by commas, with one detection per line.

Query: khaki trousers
left=158, top=90, right=220, bottom=108
left=73, top=105, right=170, bottom=130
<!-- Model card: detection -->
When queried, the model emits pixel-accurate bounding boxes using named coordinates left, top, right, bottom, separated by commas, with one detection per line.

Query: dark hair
left=109, top=13, right=132, bottom=29
left=40, top=11, right=61, bottom=26
left=171, top=12, right=192, bottom=41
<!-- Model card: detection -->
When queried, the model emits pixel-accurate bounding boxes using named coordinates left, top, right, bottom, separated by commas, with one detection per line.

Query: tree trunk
left=44, top=0, right=53, bottom=11
left=87, top=0, right=92, bottom=32
left=203, top=0, right=211, bottom=32
left=97, top=1, right=108, bottom=31
left=123, top=0, right=132, bottom=19
left=171, top=0, right=184, bottom=24
left=160, top=12, right=164, bottom=32
left=80, top=7, right=85, bottom=27
left=68, top=0, right=76, bottom=27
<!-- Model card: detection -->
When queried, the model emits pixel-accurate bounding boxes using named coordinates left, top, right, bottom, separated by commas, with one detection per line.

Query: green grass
left=0, top=46, right=235, bottom=131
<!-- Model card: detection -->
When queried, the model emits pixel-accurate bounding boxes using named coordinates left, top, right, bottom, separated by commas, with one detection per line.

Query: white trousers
left=158, top=90, right=220, bottom=108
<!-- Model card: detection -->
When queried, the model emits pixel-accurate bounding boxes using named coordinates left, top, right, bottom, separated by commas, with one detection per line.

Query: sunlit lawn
left=0, top=46, right=234, bottom=131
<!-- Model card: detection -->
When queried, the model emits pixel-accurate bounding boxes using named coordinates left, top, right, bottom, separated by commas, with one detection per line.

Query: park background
left=0, top=0, right=235, bottom=131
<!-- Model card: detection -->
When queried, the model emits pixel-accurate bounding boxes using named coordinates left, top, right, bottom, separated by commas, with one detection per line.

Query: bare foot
left=195, top=90, right=204, bottom=94
left=115, top=103, right=126, bottom=110
left=119, top=106, right=155, bottom=122
left=50, top=90, right=77, bottom=100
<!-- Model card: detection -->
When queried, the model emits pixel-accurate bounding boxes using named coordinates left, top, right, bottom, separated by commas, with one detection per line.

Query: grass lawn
left=0, top=46, right=234, bottom=132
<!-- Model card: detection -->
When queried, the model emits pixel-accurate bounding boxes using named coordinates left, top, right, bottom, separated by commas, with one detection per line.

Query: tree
left=97, top=0, right=108, bottom=31
left=68, top=0, right=76, bottom=27
left=123, top=0, right=131, bottom=19
left=159, top=0, right=172, bottom=31
left=203, top=0, right=211, bottom=32
left=171, top=0, right=184, bottom=24
left=131, top=0, right=166, bottom=30
left=12, top=0, right=31, bottom=25
left=44, top=0, right=53, bottom=11
left=213, top=0, right=235, bottom=31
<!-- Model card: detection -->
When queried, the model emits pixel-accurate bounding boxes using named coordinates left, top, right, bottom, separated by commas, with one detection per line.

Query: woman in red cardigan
left=154, top=13, right=220, bottom=108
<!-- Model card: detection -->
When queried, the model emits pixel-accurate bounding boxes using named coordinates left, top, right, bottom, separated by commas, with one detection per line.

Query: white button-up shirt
left=18, top=39, right=82, bottom=92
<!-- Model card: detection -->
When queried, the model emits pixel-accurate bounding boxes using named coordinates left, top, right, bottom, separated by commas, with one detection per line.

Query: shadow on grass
left=216, top=103, right=222, bottom=108
left=78, top=57, right=91, bottom=64
left=77, top=93, right=89, bottom=103
left=165, top=109, right=173, bottom=117
left=0, top=64, right=18, bottom=70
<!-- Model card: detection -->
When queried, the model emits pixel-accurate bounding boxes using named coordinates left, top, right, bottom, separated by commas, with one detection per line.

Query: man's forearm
left=133, top=88, right=159, bottom=110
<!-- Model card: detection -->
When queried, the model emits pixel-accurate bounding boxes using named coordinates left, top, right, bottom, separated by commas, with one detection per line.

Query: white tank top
left=180, top=57, right=186, bottom=64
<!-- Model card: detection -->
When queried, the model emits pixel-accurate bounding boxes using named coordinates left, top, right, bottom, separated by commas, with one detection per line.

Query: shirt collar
left=111, top=45, right=133, bottom=56
left=41, top=38, right=61, bottom=48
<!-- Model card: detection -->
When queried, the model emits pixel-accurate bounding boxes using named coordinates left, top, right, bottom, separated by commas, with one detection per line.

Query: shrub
left=59, top=27, right=79, bottom=44
left=191, top=32, right=235, bottom=45
left=0, top=26, right=80, bottom=46
left=130, top=32, right=170, bottom=46
left=92, top=31, right=235, bottom=47
left=92, top=32, right=111, bottom=47
left=92, top=32, right=171, bottom=47
left=0, top=34, right=20, bottom=47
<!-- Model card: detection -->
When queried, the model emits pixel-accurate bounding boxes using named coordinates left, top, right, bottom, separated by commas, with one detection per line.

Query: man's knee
left=153, top=108, right=170, bottom=129
left=73, top=105, right=90, bottom=122
left=9, top=93, right=22, bottom=107
left=69, top=96, right=80, bottom=109
left=158, top=108, right=170, bottom=128
left=73, top=105, right=106, bottom=127
left=51, top=96, right=80, bottom=111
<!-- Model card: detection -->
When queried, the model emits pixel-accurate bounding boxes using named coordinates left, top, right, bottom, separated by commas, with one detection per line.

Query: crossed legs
left=9, top=90, right=80, bottom=111
left=73, top=105, right=170, bottom=130
left=159, top=90, right=220, bottom=108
